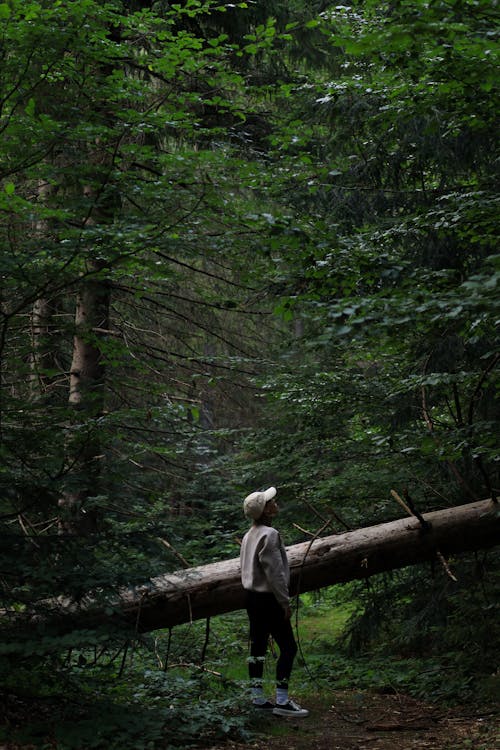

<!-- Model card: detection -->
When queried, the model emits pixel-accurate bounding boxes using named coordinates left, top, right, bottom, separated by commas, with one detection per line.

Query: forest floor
left=0, top=688, right=498, bottom=749
left=211, top=689, right=500, bottom=750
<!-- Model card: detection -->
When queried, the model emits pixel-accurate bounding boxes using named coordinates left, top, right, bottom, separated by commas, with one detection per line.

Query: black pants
left=245, top=591, right=298, bottom=689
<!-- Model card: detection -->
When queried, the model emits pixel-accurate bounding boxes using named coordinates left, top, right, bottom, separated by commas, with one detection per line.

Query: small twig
left=391, top=489, right=457, bottom=582
left=163, top=627, right=173, bottom=672
left=452, top=383, right=464, bottom=426
left=118, top=643, right=129, bottom=679
left=436, top=550, right=458, bottom=582
left=105, top=642, right=130, bottom=668
left=390, top=489, right=414, bottom=518
left=167, top=661, right=223, bottom=678
left=367, top=722, right=433, bottom=732
left=17, top=514, right=41, bottom=548
left=157, top=537, right=190, bottom=568
left=302, top=496, right=351, bottom=531
left=302, top=497, right=334, bottom=527
left=403, top=488, right=432, bottom=531
left=390, top=489, right=431, bottom=531
left=445, top=395, right=458, bottom=425
left=200, top=618, right=211, bottom=664
left=402, top=466, right=453, bottom=505
left=329, top=508, right=352, bottom=532
left=421, top=353, right=434, bottom=431
left=153, top=635, right=164, bottom=670
left=293, top=522, right=316, bottom=537
left=297, top=519, right=333, bottom=583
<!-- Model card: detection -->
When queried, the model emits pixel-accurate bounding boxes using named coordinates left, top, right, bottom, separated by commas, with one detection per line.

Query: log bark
left=14, top=498, right=500, bottom=635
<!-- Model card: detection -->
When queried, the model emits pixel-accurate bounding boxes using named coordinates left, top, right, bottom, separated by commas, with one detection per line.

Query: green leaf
left=25, top=97, right=36, bottom=117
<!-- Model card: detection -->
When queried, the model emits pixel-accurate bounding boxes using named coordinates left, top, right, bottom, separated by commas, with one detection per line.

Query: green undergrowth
left=2, top=580, right=499, bottom=749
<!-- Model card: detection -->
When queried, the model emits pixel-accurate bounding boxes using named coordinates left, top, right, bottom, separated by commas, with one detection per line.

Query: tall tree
left=0, top=0, right=283, bottom=653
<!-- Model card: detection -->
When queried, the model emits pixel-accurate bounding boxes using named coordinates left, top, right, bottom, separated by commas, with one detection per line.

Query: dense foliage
left=234, top=0, right=498, bottom=522
left=0, top=0, right=498, bottom=747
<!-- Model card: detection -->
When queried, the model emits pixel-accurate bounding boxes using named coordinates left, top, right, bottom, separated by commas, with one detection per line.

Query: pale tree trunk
left=68, top=262, right=110, bottom=409
left=59, top=257, right=111, bottom=534
left=30, top=180, right=59, bottom=399
left=30, top=297, right=64, bottom=396
left=13, top=498, right=499, bottom=635
left=59, top=159, right=114, bottom=533
left=30, top=297, right=52, bottom=391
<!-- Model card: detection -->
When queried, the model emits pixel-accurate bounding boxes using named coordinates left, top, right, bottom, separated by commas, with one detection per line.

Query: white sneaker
left=272, top=699, right=309, bottom=717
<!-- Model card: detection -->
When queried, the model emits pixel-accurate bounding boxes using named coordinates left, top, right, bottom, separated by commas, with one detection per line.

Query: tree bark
left=16, top=498, right=499, bottom=635
left=68, top=261, right=110, bottom=409
left=30, top=180, right=59, bottom=400
left=58, top=260, right=110, bottom=533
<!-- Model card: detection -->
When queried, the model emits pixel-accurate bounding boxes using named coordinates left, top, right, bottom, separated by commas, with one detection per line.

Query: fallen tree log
left=8, top=498, right=500, bottom=635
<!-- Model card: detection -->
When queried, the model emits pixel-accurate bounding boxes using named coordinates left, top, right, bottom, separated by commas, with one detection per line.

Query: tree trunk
left=30, top=297, right=53, bottom=393
left=68, top=262, right=110, bottom=409
left=17, top=498, right=499, bottom=635
left=58, top=260, right=110, bottom=533
left=30, top=180, right=59, bottom=399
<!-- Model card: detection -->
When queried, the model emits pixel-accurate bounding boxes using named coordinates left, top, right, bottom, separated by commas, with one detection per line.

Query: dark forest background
left=1, top=0, right=498, bottom=747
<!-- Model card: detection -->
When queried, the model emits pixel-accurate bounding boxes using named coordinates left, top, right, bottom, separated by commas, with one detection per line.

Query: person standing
left=240, top=486, right=309, bottom=718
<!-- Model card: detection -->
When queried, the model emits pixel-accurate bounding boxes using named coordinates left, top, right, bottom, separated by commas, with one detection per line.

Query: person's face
left=265, top=498, right=279, bottom=517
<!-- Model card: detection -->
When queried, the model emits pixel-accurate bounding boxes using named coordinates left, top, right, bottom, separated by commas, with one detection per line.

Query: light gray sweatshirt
left=240, top=523, right=290, bottom=610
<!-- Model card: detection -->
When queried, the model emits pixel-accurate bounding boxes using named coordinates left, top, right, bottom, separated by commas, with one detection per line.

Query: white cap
left=243, top=487, right=277, bottom=520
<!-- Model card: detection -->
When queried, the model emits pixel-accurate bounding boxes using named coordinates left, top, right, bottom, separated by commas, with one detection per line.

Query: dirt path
left=213, top=690, right=499, bottom=750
